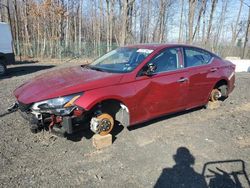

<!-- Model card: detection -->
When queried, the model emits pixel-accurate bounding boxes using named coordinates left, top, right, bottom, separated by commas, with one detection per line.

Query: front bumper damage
left=9, top=102, right=88, bottom=135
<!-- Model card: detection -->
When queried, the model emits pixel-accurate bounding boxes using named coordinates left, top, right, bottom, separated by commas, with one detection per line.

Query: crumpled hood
left=14, top=66, right=123, bottom=104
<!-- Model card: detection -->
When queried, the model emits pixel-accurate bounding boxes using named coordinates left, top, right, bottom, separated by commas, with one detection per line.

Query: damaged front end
left=11, top=93, right=89, bottom=135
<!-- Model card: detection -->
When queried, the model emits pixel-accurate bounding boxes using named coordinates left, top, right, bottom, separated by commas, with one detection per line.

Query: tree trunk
left=120, top=0, right=135, bottom=46
left=120, top=0, right=128, bottom=46
left=242, top=6, right=250, bottom=59
left=79, top=0, right=82, bottom=55
left=106, top=0, right=110, bottom=51
left=213, top=0, right=228, bottom=50
left=65, top=2, right=69, bottom=49
left=188, top=0, right=197, bottom=44
left=98, top=0, right=103, bottom=55
left=192, top=0, right=206, bottom=41
left=14, top=0, right=21, bottom=59
left=24, top=0, right=33, bottom=56
left=206, top=0, right=218, bottom=45
left=232, top=0, right=243, bottom=45
left=178, top=0, right=184, bottom=43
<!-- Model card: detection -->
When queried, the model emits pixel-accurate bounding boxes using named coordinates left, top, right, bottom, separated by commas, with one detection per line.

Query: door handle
left=210, top=68, right=218, bottom=72
left=178, top=77, right=188, bottom=83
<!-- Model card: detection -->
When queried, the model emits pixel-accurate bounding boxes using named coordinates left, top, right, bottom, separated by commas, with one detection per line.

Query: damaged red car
left=12, top=44, right=235, bottom=136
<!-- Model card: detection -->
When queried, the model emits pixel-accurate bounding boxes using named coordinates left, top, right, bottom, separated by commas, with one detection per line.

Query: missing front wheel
left=90, top=113, right=114, bottom=136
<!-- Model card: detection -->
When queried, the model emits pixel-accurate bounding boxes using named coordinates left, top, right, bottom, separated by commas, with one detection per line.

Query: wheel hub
left=100, top=119, right=112, bottom=131
left=90, top=113, right=114, bottom=136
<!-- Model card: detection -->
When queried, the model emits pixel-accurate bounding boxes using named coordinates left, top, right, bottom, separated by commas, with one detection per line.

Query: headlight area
left=32, top=94, right=81, bottom=116
left=27, top=93, right=88, bottom=135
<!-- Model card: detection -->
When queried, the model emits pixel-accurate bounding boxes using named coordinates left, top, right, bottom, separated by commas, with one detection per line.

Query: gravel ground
left=0, top=59, right=250, bottom=188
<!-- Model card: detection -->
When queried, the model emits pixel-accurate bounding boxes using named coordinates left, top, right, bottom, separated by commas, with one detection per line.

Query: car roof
left=125, top=43, right=199, bottom=50
left=124, top=43, right=222, bottom=59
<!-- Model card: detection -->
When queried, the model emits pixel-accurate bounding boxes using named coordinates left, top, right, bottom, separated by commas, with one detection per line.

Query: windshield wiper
left=81, top=64, right=110, bottom=72
left=81, top=64, right=98, bottom=71
left=81, top=64, right=88, bottom=68
left=88, top=66, right=106, bottom=72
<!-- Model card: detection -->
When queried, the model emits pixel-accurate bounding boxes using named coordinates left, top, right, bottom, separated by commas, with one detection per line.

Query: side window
left=184, top=48, right=212, bottom=68
left=149, top=48, right=180, bottom=73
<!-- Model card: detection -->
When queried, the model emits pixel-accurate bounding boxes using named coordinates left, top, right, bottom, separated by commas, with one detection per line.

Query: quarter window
left=149, top=48, right=180, bottom=73
left=184, top=48, right=212, bottom=67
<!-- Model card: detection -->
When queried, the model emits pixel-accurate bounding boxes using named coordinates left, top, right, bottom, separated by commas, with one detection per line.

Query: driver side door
left=133, top=47, right=189, bottom=124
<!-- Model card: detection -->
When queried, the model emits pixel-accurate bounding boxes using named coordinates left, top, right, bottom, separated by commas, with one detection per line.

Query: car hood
left=14, top=66, right=123, bottom=104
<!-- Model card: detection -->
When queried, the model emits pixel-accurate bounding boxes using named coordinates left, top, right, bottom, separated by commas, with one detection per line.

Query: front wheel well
left=91, top=99, right=130, bottom=127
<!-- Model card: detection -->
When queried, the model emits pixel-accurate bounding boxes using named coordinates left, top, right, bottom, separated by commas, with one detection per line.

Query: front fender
left=74, top=84, right=136, bottom=113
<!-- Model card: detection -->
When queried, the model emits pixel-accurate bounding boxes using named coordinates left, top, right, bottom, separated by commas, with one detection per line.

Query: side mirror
left=144, top=63, right=157, bottom=76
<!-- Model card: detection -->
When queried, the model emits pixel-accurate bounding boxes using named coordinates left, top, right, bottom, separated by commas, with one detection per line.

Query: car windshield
left=88, top=47, right=154, bottom=73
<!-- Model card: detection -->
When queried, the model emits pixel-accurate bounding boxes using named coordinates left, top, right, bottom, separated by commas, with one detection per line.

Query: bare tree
left=23, top=0, right=33, bottom=56
left=213, top=0, right=228, bottom=50
left=188, top=0, right=197, bottom=44
left=231, top=0, right=243, bottom=45
left=192, top=0, right=206, bottom=41
left=178, top=0, right=184, bottom=43
left=242, top=6, right=250, bottom=59
left=106, top=0, right=115, bottom=51
left=120, top=0, right=135, bottom=46
left=0, top=0, right=247, bottom=59
left=205, top=0, right=218, bottom=45
left=79, top=0, right=82, bottom=55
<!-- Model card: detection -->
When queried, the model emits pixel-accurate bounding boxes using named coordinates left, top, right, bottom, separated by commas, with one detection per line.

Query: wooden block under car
left=206, top=101, right=221, bottom=109
left=92, top=134, right=112, bottom=149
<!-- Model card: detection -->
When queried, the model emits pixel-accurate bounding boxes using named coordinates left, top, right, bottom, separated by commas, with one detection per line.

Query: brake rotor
left=96, top=113, right=114, bottom=136
left=210, top=89, right=221, bottom=102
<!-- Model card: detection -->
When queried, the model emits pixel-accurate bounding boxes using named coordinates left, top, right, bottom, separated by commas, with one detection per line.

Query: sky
left=167, top=0, right=250, bottom=42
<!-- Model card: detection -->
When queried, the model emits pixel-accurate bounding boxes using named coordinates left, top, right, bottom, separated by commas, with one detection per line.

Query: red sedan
left=12, top=44, right=235, bottom=136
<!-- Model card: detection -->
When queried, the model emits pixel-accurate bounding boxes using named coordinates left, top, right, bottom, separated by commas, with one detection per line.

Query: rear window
left=184, top=48, right=212, bottom=68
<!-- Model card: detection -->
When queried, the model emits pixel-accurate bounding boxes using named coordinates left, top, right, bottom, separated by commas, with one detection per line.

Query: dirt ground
left=0, top=59, right=250, bottom=187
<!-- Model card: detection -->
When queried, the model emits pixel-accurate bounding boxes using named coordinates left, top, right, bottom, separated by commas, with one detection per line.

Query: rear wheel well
left=214, top=79, right=228, bottom=97
left=91, top=99, right=130, bottom=127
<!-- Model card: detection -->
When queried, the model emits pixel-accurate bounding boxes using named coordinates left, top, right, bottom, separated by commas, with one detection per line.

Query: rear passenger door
left=183, top=47, right=215, bottom=108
